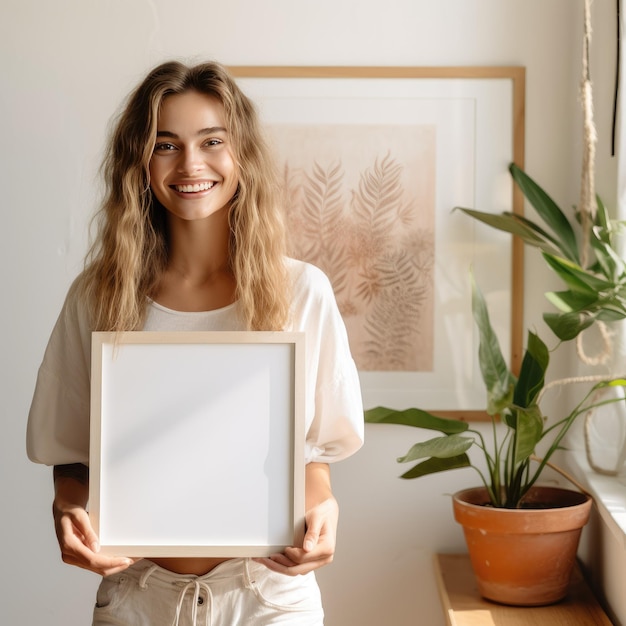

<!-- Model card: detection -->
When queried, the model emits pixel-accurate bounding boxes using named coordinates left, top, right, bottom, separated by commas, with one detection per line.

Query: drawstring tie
left=174, top=579, right=213, bottom=626
left=138, top=564, right=160, bottom=589
left=137, top=564, right=213, bottom=626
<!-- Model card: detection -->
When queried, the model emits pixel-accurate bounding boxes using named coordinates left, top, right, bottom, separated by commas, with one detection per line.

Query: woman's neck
left=154, top=210, right=236, bottom=312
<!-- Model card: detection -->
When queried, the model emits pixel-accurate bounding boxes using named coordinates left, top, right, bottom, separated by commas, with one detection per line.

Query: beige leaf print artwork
left=270, top=124, right=436, bottom=372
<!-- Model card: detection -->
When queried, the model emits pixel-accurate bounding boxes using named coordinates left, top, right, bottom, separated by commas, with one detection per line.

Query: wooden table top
left=433, top=553, right=613, bottom=625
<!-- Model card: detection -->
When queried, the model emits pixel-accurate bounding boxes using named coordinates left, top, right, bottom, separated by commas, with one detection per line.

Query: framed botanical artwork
left=89, top=331, right=306, bottom=556
left=231, top=66, right=525, bottom=420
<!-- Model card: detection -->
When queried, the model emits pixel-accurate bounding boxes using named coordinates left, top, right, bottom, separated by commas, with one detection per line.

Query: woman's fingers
left=54, top=501, right=135, bottom=576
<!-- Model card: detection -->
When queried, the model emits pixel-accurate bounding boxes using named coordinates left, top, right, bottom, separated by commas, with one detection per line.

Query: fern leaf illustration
left=283, top=160, right=352, bottom=300
left=350, top=153, right=405, bottom=237
left=300, top=161, right=344, bottom=233
left=358, top=249, right=431, bottom=371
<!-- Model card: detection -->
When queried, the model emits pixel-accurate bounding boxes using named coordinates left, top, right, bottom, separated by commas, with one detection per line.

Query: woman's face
left=149, top=90, right=239, bottom=222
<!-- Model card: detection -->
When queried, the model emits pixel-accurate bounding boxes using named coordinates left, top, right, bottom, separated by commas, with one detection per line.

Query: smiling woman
left=25, top=59, right=364, bottom=626
left=149, top=91, right=239, bottom=224
left=147, top=91, right=241, bottom=313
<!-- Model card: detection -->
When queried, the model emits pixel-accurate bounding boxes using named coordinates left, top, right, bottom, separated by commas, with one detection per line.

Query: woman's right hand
left=53, top=464, right=136, bottom=576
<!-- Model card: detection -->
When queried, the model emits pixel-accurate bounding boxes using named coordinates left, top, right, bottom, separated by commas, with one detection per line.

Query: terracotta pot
left=452, top=485, right=592, bottom=606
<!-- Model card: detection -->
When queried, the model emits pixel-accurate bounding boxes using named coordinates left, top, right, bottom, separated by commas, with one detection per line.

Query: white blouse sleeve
left=287, top=259, right=365, bottom=464
left=26, top=283, right=93, bottom=466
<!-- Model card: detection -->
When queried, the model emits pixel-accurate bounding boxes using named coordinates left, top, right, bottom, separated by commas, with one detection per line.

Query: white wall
left=2, top=1, right=619, bottom=624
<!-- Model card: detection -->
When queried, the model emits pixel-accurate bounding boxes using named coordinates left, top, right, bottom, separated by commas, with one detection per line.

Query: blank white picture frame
left=89, top=331, right=306, bottom=557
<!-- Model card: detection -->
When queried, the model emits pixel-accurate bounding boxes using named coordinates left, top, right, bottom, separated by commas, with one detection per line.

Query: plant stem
left=529, top=455, right=592, bottom=497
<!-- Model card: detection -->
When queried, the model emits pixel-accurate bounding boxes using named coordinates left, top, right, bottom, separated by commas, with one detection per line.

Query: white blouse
left=27, top=258, right=364, bottom=466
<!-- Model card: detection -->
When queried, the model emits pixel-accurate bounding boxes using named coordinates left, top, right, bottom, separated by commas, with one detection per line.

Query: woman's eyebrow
left=155, top=127, right=227, bottom=138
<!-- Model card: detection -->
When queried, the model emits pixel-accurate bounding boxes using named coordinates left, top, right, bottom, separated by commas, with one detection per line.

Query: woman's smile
left=149, top=90, right=239, bottom=221
left=172, top=181, right=216, bottom=193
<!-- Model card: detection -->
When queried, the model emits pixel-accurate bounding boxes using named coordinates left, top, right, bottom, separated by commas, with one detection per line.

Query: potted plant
left=365, top=164, right=626, bottom=606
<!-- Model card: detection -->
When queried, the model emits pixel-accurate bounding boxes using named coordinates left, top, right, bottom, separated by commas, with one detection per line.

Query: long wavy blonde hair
left=79, top=60, right=290, bottom=331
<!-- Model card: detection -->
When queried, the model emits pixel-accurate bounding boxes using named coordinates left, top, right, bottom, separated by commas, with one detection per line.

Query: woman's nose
left=177, top=147, right=203, bottom=174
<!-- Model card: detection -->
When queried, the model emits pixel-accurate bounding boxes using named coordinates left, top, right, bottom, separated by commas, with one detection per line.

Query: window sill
left=562, top=450, right=626, bottom=547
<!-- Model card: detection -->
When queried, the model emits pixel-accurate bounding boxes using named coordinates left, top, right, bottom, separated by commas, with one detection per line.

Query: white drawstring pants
left=92, top=558, right=324, bottom=625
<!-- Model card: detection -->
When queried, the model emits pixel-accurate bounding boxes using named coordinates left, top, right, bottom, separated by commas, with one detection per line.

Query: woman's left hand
left=256, top=463, right=339, bottom=576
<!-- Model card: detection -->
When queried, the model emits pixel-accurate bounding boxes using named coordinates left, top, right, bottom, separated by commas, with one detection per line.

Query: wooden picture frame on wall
left=230, top=66, right=525, bottom=421
left=89, top=331, right=306, bottom=557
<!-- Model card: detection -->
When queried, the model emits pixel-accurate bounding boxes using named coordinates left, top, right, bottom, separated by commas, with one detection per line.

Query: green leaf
left=455, top=208, right=563, bottom=258
left=513, top=331, right=549, bottom=408
left=594, top=378, right=626, bottom=390
left=397, top=434, right=475, bottom=463
left=471, top=274, right=516, bottom=413
left=544, top=288, right=626, bottom=332
left=399, top=454, right=471, bottom=479
left=596, top=307, right=626, bottom=322
left=543, top=310, right=596, bottom=341
left=545, top=289, right=598, bottom=313
left=542, top=254, right=615, bottom=294
left=511, top=406, right=544, bottom=465
left=589, top=233, right=625, bottom=282
left=509, top=163, right=580, bottom=263
left=363, top=406, right=469, bottom=434
left=594, top=196, right=612, bottom=241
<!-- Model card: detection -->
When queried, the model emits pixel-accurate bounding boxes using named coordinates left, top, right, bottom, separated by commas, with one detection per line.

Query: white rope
left=576, top=320, right=613, bottom=366
left=576, top=0, right=613, bottom=367
left=576, top=0, right=626, bottom=473
left=580, top=0, right=598, bottom=270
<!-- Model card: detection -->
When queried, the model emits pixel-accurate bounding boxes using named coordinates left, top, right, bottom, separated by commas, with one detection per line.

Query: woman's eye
left=204, top=138, right=223, bottom=147
left=154, top=142, right=176, bottom=152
